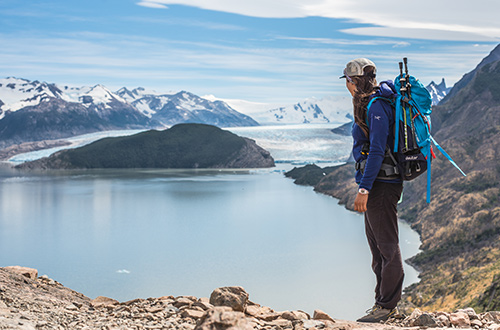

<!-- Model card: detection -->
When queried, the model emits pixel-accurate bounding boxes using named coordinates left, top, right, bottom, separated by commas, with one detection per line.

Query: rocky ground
left=2, top=266, right=500, bottom=330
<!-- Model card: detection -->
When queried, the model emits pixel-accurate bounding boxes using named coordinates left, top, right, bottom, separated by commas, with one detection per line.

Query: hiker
left=341, top=58, right=404, bottom=323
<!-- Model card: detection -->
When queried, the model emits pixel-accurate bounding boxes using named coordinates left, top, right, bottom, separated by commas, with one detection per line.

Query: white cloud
left=138, top=0, right=500, bottom=41
left=136, top=1, right=168, bottom=9
left=276, top=36, right=411, bottom=47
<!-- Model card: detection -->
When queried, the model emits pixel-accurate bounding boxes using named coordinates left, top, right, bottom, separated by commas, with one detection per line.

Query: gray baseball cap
left=340, top=58, right=377, bottom=80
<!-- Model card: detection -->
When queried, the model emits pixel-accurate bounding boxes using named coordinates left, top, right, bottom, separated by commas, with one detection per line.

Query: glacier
left=7, top=124, right=353, bottom=166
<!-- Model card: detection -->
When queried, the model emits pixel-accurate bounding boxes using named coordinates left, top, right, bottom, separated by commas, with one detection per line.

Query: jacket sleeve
left=359, top=101, right=391, bottom=191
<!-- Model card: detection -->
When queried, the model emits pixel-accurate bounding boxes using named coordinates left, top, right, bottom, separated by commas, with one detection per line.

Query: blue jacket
left=351, top=80, right=401, bottom=191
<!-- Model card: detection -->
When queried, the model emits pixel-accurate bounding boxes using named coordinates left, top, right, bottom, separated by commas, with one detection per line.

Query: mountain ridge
left=0, top=78, right=259, bottom=149
left=442, top=44, right=500, bottom=103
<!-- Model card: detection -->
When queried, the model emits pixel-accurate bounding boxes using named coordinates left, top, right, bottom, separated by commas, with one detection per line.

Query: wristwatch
left=358, top=188, right=369, bottom=195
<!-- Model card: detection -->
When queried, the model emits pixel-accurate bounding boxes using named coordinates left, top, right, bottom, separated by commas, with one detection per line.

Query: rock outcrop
left=4, top=266, right=500, bottom=329
left=0, top=139, right=71, bottom=161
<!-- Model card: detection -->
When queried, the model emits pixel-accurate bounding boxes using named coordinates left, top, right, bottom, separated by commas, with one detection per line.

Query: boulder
left=194, top=306, right=253, bottom=330
left=4, top=266, right=38, bottom=280
left=450, top=311, right=471, bottom=328
left=209, top=287, right=249, bottom=312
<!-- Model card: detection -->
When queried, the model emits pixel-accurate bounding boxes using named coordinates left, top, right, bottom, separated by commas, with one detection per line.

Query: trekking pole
left=399, top=61, right=410, bottom=153
left=403, top=58, right=419, bottom=152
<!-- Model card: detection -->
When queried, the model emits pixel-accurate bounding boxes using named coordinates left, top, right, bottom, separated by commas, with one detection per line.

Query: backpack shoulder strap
left=366, top=96, right=395, bottom=126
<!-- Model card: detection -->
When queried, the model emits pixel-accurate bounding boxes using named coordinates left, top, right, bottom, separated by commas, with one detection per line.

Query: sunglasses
left=343, top=69, right=354, bottom=83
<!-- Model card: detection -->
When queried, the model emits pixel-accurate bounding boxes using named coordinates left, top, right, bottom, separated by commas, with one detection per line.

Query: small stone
left=411, top=313, right=438, bottom=327
left=483, top=311, right=500, bottom=323
left=313, top=310, right=334, bottom=322
left=409, top=308, right=423, bottom=319
left=73, top=301, right=83, bottom=308
left=302, top=319, right=325, bottom=329
left=174, top=297, right=193, bottom=308
left=193, top=299, right=213, bottom=311
left=471, top=319, right=483, bottom=328
left=244, top=305, right=262, bottom=317
left=91, top=296, right=119, bottom=309
left=281, top=310, right=309, bottom=321
left=122, top=298, right=146, bottom=306
left=147, top=306, right=164, bottom=313
left=181, top=309, right=205, bottom=319
left=65, top=304, right=78, bottom=311
left=258, top=311, right=283, bottom=321
left=268, top=318, right=293, bottom=328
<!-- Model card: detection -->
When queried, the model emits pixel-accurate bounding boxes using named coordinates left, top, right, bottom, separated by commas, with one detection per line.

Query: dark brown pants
left=364, top=180, right=404, bottom=309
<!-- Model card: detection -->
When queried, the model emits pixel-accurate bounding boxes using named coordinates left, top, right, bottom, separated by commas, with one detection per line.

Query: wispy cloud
left=138, top=0, right=500, bottom=42
left=123, top=16, right=246, bottom=31
left=342, top=27, right=500, bottom=42
left=116, top=269, right=131, bottom=274
left=276, top=36, right=411, bottom=47
left=136, top=1, right=168, bottom=9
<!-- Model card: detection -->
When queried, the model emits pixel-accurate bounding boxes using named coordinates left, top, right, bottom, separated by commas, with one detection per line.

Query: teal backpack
left=367, top=58, right=466, bottom=203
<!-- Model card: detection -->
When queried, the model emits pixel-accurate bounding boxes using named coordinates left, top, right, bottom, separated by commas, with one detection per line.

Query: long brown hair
left=352, top=66, right=377, bottom=138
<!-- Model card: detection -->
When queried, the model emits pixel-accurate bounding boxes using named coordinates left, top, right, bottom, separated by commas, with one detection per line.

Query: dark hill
left=16, top=124, right=275, bottom=170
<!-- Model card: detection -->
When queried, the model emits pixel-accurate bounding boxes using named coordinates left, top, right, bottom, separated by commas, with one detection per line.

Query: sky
left=1, top=0, right=499, bottom=103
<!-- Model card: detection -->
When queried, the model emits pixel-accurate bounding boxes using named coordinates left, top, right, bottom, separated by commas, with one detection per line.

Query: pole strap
left=430, top=135, right=467, bottom=177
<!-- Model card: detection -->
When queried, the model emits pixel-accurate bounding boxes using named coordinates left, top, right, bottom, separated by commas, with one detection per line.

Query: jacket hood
left=373, top=80, right=397, bottom=99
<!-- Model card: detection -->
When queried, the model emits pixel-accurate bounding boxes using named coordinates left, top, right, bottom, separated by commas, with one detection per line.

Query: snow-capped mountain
left=0, top=77, right=66, bottom=118
left=0, top=77, right=260, bottom=149
left=0, top=78, right=161, bottom=149
left=115, top=87, right=173, bottom=103
left=204, top=95, right=353, bottom=125
left=426, top=78, right=451, bottom=105
left=116, top=89, right=259, bottom=127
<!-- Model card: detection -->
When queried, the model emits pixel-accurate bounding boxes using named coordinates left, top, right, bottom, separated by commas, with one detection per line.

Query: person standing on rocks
left=341, top=58, right=404, bottom=323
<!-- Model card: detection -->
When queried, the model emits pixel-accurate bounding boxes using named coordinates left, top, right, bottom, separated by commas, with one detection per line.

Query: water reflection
left=0, top=165, right=420, bottom=320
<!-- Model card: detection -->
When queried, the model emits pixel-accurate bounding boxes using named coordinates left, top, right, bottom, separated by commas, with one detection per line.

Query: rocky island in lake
left=15, top=123, right=275, bottom=170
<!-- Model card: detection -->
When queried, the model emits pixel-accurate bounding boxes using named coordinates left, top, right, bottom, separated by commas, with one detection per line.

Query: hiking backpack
left=367, top=58, right=466, bottom=203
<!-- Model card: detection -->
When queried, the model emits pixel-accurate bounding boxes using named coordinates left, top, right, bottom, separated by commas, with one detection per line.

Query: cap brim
left=339, top=75, right=346, bottom=79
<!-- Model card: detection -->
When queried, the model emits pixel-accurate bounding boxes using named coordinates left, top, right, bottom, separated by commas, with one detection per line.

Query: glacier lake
left=0, top=124, right=421, bottom=321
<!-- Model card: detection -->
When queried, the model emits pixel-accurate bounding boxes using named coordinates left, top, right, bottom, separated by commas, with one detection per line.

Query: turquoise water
left=0, top=164, right=420, bottom=320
